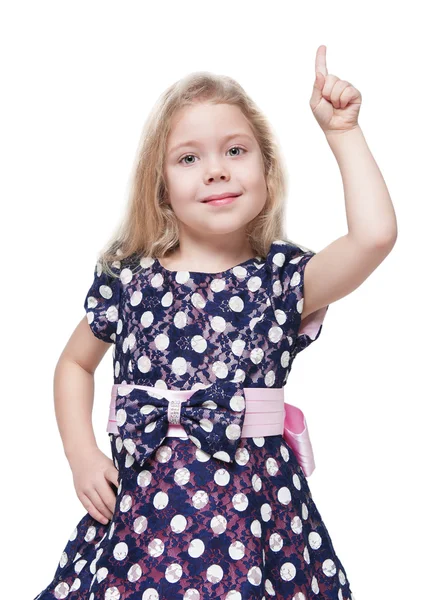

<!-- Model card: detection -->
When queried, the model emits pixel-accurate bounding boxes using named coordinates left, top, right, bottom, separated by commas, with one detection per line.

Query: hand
left=69, top=446, right=119, bottom=525
left=310, top=45, right=362, bottom=135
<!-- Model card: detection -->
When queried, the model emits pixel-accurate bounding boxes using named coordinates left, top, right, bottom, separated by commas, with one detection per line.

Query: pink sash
left=107, top=384, right=316, bottom=477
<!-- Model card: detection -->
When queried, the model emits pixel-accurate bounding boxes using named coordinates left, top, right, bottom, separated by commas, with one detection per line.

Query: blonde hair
left=99, top=71, right=303, bottom=277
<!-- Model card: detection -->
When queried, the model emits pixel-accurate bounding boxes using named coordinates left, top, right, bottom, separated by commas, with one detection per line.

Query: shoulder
left=266, top=239, right=315, bottom=280
left=97, top=251, right=142, bottom=282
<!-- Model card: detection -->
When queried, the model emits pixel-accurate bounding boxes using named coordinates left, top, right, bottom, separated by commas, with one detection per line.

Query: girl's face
left=164, top=102, right=268, bottom=237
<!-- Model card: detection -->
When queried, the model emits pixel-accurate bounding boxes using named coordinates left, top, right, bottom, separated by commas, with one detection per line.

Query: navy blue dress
left=34, top=239, right=356, bottom=600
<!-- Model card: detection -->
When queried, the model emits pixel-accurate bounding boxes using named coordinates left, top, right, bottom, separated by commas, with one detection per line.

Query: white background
left=2, top=1, right=443, bottom=599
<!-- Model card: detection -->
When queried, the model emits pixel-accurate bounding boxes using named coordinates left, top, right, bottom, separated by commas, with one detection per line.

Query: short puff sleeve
left=267, top=240, right=329, bottom=354
left=84, top=259, right=122, bottom=344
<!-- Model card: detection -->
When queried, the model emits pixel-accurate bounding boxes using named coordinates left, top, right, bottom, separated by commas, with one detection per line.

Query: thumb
left=310, top=72, right=324, bottom=107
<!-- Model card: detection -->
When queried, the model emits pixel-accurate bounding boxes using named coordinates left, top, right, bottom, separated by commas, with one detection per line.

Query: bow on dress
left=115, top=380, right=247, bottom=467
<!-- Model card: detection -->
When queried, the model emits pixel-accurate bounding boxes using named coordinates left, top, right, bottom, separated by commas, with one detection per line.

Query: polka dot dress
left=33, top=240, right=356, bottom=600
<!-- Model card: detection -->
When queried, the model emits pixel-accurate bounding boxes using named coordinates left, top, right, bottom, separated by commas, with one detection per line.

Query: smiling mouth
left=202, top=194, right=241, bottom=205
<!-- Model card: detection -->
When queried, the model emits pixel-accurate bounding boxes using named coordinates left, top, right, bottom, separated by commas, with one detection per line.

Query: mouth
left=201, top=193, right=242, bottom=206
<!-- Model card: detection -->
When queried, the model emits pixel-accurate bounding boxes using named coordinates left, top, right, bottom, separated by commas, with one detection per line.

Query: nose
left=204, top=162, right=230, bottom=183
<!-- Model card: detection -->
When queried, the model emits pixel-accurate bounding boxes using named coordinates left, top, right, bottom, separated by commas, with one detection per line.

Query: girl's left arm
left=301, top=45, right=398, bottom=322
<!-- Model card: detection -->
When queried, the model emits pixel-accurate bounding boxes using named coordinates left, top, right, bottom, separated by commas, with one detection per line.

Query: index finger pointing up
left=315, top=45, right=328, bottom=76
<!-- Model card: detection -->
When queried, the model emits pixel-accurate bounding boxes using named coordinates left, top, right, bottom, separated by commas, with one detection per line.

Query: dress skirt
left=33, top=433, right=356, bottom=600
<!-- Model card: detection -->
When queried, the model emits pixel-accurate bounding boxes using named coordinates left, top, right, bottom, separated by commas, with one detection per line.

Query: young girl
left=34, top=45, right=396, bottom=600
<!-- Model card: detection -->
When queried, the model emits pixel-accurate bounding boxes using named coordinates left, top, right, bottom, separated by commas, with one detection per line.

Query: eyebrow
left=168, top=132, right=254, bottom=155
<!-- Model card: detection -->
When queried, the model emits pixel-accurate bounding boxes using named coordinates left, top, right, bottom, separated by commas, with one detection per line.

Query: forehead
left=167, top=102, right=253, bottom=145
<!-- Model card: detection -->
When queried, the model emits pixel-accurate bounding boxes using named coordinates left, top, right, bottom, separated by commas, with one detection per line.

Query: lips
left=201, top=193, right=241, bottom=203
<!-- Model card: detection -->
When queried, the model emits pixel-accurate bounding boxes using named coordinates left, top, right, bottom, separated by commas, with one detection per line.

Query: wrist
left=64, top=441, right=99, bottom=463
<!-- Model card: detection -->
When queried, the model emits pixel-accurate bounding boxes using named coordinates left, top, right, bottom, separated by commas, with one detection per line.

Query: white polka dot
left=247, top=276, right=262, bottom=292
left=99, top=284, right=113, bottom=300
left=265, top=370, right=276, bottom=387
left=247, top=566, right=262, bottom=586
left=249, top=347, right=264, bottom=364
left=130, top=290, right=142, bottom=306
left=228, top=541, right=245, bottom=560
left=141, top=311, right=154, bottom=328
left=229, top=296, right=244, bottom=312
left=192, top=490, right=209, bottom=509
left=293, top=472, right=302, bottom=490
left=280, top=444, right=290, bottom=462
left=191, top=292, right=206, bottom=309
left=235, top=446, right=249, bottom=465
left=210, top=278, right=227, bottom=292
left=84, top=526, right=97, bottom=542
left=250, top=519, right=262, bottom=538
left=322, top=558, right=337, bottom=577
left=274, top=308, right=287, bottom=325
left=173, top=311, right=187, bottom=328
left=232, top=492, right=249, bottom=511
left=133, top=516, right=148, bottom=534
left=199, top=418, right=213, bottom=432
left=54, top=582, right=70, bottom=598
left=277, top=486, right=292, bottom=505
left=269, top=532, right=284, bottom=552
left=291, top=515, right=303, bottom=534
left=226, top=423, right=241, bottom=440
left=233, top=265, right=249, bottom=279
left=191, top=335, right=207, bottom=353
left=105, top=587, right=121, bottom=600
left=120, top=495, right=132, bottom=512
left=214, top=468, right=231, bottom=486
left=266, top=457, right=279, bottom=476
left=281, top=350, right=290, bottom=367
left=265, top=579, right=275, bottom=595
left=153, top=491, right=169, bottom=509
left=151, top=273, right=164, bottom=288
left=280, top=561, right=297, bottom=581
left=170, top=514, right=188, bottom=533
left=140, top=256, right=156, bottom=269
left=260, top=503, right=272, bottom=522
left=210, top=315, right=226, bottom=333
left=206, top=564, right=224, bottom=583
left=172, top=356, right=187, bottom=376
left=188, top=538, right=205, bottom=558
left=120, top=267, right=133, bottom=285
left=225, top=592, right=242, bottom=600
left=137, top=356, right=151, bottom=373
left=137, top=470, right=152, bottom=487
left=252, top=474, right=262, bottom=492
left=161, top=291, right=173, bottom=306
left=268, top=325, right=283, bottom=343
left=230, top=394, right=245, bottom=412
left=174, top=467, right=191, bottom=485
left=211, top=514, right=227, bottom=534
left=147, top=538, right=165, bottom=557
left=231, top=339, right=246, bottom=356
left=309, top=531, right=322, bottom=549
left=155, top=445, right=173, bottom=463
left=142, top=589, right=159, bottom=600
left=128, top=563, right=142, bottom=582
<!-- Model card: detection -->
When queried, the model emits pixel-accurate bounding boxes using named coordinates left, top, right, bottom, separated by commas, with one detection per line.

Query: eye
left=227, top=146, right=245, bottom=157
left=178, top=146, right=246, bottom=165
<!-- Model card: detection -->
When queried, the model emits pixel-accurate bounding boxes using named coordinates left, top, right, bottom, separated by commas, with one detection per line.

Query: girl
left=34, top=45, right=397, bottom=600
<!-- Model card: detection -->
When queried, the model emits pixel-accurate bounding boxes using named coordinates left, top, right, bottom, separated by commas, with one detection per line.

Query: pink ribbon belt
left=107, top=382, right=316, bottom=477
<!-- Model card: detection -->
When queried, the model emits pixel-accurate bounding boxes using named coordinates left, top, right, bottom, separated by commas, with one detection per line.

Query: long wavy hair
left=98, top=71, right=308, bottom=277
